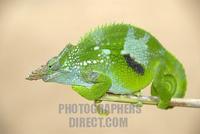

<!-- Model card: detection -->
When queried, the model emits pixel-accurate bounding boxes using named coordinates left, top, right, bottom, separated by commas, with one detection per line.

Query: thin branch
left=100, top=93, right=200, bottom=108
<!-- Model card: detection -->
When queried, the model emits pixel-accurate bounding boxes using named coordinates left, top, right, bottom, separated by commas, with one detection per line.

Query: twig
left=100, top=93, right=200, bottom=108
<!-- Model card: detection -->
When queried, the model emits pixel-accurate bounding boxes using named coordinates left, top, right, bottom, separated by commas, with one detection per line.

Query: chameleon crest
left=27, top=23, right=187, bottom=109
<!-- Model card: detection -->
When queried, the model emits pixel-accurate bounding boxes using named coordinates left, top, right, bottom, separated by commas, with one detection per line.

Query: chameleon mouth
left=26, top=65, right=48, bottom=80
left=41, top=71, right=61, bottom=82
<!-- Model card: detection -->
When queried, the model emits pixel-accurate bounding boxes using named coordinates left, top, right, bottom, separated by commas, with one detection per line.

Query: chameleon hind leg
left=151, top=68, right=177, bottom=109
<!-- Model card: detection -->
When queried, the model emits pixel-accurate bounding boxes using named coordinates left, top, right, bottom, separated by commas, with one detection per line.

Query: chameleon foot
left=94, top=100, right=109, bottom=116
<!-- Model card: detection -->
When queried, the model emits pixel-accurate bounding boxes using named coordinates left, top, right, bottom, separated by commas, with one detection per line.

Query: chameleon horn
left=26, top=65, right=48, bottom=80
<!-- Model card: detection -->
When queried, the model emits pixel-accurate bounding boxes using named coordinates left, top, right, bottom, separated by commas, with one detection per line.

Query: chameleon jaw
left=41, top=71, right=62, bottom=82
left=26, top=65, right=48, bottom=81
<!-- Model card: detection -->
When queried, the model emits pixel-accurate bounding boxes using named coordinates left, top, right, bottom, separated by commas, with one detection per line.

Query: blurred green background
left=0, top=0, right=200, bottom=134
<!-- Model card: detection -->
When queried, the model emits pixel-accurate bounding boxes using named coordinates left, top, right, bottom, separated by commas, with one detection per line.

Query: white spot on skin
left=83, top=61, right=87, bottom=66
left=93, top=60, right=97, bottom=64
left=121, top=28, right=150, bottom=66
left=102, top=49, right=111, bottom=55
left=64, top=67, right=69, bottom=71
left=87, top=60, right=92, bottom=64
left=94, top=46, right=100, bottom=50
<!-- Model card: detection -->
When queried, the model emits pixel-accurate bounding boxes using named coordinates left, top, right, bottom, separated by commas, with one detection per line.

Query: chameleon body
left=27, top=23, right=187, bottom=109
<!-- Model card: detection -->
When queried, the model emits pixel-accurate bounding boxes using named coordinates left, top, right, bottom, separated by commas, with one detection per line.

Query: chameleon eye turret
left=47, top=57, right=60, bottom=71
left=27, top=23, right=187, bottom=109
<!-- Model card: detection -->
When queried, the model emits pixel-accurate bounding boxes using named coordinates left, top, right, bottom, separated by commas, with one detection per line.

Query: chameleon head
left=26, top=44, right=74, bottom=82
left=26, top=56, right=62, bottom=82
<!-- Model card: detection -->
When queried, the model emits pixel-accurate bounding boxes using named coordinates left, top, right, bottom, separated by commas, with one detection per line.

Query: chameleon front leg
left=72, top=71, right=111, bottom=115
left=151, top=69, right=177, bottom=109
left=72, top=71, right=112, bottom=101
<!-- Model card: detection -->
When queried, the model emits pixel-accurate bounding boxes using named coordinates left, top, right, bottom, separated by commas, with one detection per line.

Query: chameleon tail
left=172, top=61, right=187, bottom=98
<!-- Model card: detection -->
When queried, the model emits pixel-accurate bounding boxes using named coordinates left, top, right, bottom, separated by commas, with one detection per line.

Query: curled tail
left=172, top=60, right=187, bottom=98
left=151, top=52, right=187, bottom=109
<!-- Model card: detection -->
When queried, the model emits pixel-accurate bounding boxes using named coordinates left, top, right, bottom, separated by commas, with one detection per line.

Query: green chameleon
left=26, top=23, right=187, bottom=109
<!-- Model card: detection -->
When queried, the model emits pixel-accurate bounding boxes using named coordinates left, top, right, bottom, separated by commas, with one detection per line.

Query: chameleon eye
left=47, top=57, right=58, bottom=70
left=50, top=62, right=60, bottom=71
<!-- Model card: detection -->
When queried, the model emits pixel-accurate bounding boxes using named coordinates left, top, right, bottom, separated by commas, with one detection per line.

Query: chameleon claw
left=94, top=100, right=109, bottom=116
left=135, top=101, right=143, bottom=107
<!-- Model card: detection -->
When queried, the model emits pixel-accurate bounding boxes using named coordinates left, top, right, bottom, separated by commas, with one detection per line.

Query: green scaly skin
left=27, top=23, right=187, bottom=109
